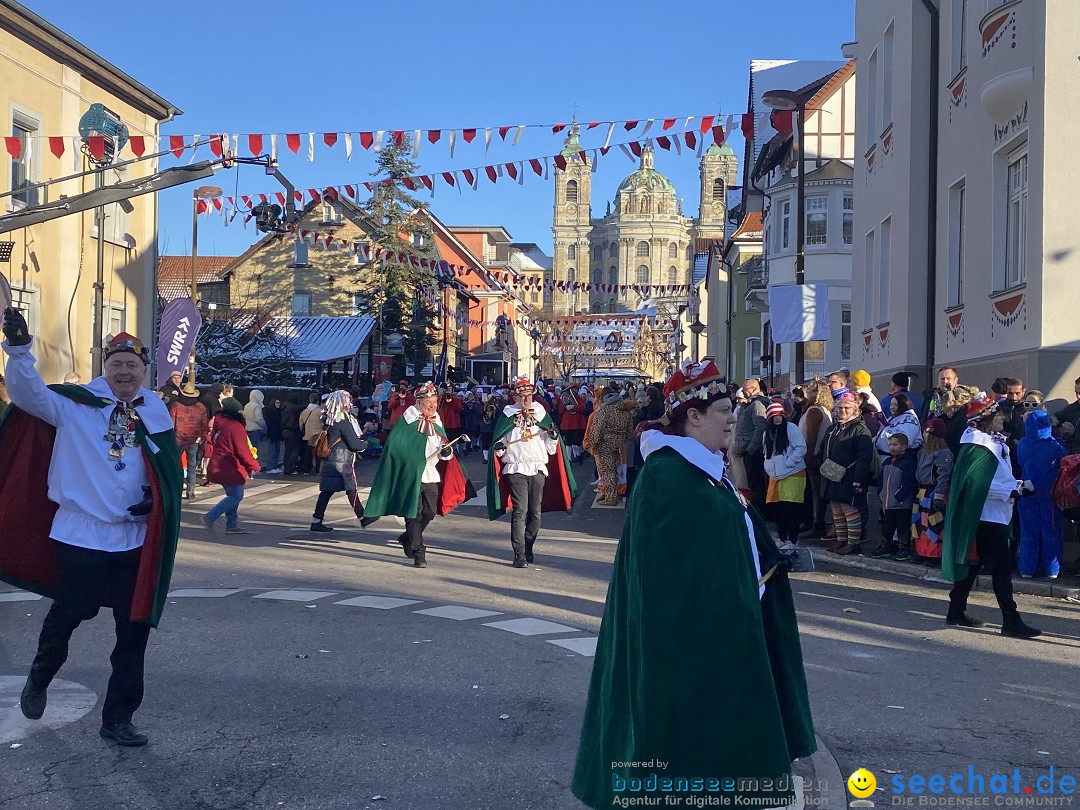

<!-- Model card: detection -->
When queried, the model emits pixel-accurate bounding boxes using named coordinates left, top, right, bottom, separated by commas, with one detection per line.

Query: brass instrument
left=443, top=390, right=454, bottom=403
left=482, top=398, right=498, bottom=423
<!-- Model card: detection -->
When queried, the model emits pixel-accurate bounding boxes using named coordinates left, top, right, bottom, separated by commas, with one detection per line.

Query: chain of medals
left=515, top=407, right=538, bottom=440
left=104, top=403, right=140, bottom=471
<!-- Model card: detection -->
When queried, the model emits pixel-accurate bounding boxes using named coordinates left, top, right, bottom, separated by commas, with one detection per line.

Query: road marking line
left=255, top=485, right=322, bottom=506
left=334, top=595, right=422, bottom=609
left=252, top=589, right=338, bottom=601
left=414, top=605, right=503, bottom=621
left=168, top=588, right=246, bottom=598
left=483, top=617, right=579, bottom=636
left=0, top=591, right=42, bottom=602
left=547, top=637, right=598, bottom=656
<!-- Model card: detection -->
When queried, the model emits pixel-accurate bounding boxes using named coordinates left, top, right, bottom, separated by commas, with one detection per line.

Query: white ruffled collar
left=85, top=377, right=173, bottom=434
left=639, top=429, right=728, bottom=481
left=503, top=400, right=547, bottom=420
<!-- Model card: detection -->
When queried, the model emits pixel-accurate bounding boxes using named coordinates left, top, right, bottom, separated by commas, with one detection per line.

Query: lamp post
left=761, top=88, right=807, bottom=387
left=530, top=327, right=542, bottom=381
left=186, top=185, right=222, bottom=394
left=674, top=323, right=687, bottom=369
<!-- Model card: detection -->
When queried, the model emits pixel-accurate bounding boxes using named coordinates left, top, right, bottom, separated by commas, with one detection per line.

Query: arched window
left=592, top=268, right=602, bottom=284
left=609, top=242, right=618, bottom=258
left=668, top=266, right=677, bottom=287
left=713, top=178, right=725, bottom=202
left=592, top=300, right=602, bottom=313
left=609, top=267, right=618, bottom=285
left=567, top=244, right=576, bottom=260
left=593, top=244, right=603, bottom=261
left=636, top=265, right=649, bottom=284
left=608, top=297, right=617, bottom=313
left=668, top=242, right=678, bottom=258
left=566, top=179, right=578, bottom=203
left=567, top=267, right=576, bottom=285
left=636, top=241, right=650, bottom=257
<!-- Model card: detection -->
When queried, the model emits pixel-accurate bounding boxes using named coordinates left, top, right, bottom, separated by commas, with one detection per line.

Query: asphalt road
left=2, top=455, right=1079, bottom=810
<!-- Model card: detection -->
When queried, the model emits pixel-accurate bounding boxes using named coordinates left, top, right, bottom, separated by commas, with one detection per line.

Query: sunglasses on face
left=1021, top=401, right=1042, bottom=409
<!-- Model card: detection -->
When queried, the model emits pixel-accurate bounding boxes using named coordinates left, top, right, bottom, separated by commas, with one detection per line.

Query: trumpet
left=482, top=399, right=497, bottom=423
left=443, top=390, right=454, bottom=403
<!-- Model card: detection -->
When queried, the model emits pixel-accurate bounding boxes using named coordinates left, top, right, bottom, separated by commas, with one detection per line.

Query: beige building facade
left=0, top=0, right=179, bottom=382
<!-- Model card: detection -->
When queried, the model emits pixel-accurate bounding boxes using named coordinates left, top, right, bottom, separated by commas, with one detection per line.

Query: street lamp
left=689, top=318, right=705, bottom=362
left=186, top=184, right=222, bottom=394
left=530, top=327, right=542, bottom=381
left=761, top=88, right=807, bottom=386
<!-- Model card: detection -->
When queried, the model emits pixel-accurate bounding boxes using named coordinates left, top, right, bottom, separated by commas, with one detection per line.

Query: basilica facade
left=550, top=124, right=737, bottom=315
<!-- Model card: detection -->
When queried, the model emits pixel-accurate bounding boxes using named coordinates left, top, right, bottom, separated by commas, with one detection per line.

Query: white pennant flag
left=725, top=114, right=736, bottom=136
left=683, top=116, right=695, bottom=132
left=270, top=133, right=278, bottom=162
left=603, top=121, right=615, bottom=149
left=517, top=162, right=524, bottom=185
left=71, top=136, right=80, bottom=172
left=591, top=150, right=598, bottom=173
left=373, top=130, right=384, bottom=152
left=512, top=125, right=525, bottom=146
left=641, top=119, right=653, bottom=136
left=484, top=127, right=492, bottom=154
left=412, top=130, right=421, bottom=158
left=619, top=144, right=634, bottom=161
left=308, top=133, right=314, bottom=162
left=673, top=134, right=682, bottom=155
left=344, top=133, right=352, bottom=160
left=188, top=134, right=201, bottom=164
left=543, top=156, right=550, bottom=180
left=696, top=133, right=704, bottom=158
left=449, top=130, right=456, bottom=159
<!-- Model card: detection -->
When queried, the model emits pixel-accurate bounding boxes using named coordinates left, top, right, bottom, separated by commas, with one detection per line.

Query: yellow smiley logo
left=847, top=769, right=877, bottom=799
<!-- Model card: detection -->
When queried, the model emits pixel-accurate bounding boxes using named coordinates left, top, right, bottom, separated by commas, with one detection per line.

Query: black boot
left=945, top=607, right=985, bottom=628
left=20, top=676, right=46, bottom=720
left=1000, top=611, right=1041, bottom=639
left=512, top=554, right=528, bottom=568
left=413, top=550, right=427, bottom=569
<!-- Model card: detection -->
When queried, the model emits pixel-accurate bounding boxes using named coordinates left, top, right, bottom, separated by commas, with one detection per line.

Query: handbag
left=818, top=431, right=852, bottom=482
left=314, top=430, right=331, bottom=460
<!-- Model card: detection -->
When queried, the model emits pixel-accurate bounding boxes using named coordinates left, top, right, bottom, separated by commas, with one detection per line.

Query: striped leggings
left=831, top=502, right=863, bottom=545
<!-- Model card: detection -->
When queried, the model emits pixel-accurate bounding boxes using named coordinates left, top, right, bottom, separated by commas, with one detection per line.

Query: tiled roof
left=158, top=255, right=235, bottom=283
left=732, top=211, right=764, bottom=241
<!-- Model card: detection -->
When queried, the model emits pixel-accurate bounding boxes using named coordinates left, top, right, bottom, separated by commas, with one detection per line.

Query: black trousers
left=312, top=489, right=364, bottom=521
left=29, top=541, right=151, bottom=725
left=282, top=431, right=303, bottom=474
left=403, top=483, right=439, bottom=560
left=744, top=452, right=768, bottom=510
left=880, top=507, right=911, bottom=550
left=949, top=520, right=1018, bottom=616
left=771, top=500, right=803, bottom=545
left=507, top=472, right=545, bottom=556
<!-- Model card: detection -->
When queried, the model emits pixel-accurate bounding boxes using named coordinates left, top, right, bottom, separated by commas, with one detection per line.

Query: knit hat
left=765, top=402, right=785, bottom=420
left=925, top=417, right=946, bottom=438
left=966, top=392, right=1001, bottom=423
left=837, top=392, right=857, bottom=405
left=662, top=359, right=729, bottom=417
left=1025, top=409, right=1053, bottom=440
left=851, top=369, right=871, bottom=388
left=892, top=371, right=916, bottom=388
left=104, top=332, right=149, bottom=365
left=221, top=397, right=243, bottom=413
left=830, top=386, right=851, bottom=401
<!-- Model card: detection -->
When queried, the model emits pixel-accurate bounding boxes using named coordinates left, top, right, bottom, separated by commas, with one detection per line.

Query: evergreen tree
left=354, top=135, right=440, bottom=382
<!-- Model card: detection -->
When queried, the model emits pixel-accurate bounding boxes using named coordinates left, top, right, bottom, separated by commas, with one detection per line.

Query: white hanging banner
left=512, top=125, right=525, bottom=146
left=344, top=132, right=353, bottom=160
left=270, top=133, right=278, bottom=162
left=308, top=133, right=315, bottom=162
left=412, top=130, right=421, bottom=158
left=768, top=283, right=831, bottom=343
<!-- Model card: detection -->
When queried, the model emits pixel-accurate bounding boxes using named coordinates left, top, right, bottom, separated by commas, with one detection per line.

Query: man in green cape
left=0, top=311, right=182, bottom=746
left=941, top=394, right=1039, bottom=638
left=363, top=381, right=475, bottom=567
left=486, top=377, right=578, bottom=567
left=573, top=360, right=815, bottom=809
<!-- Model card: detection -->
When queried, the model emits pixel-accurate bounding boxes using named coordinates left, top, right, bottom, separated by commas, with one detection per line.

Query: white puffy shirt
left=3, top=341, right=173, bottom=552
left=497, top=401, right=558, bottom=477
left=401, top=405, right=442, bottom=483
left=961, top=427, right=1017, bottom=525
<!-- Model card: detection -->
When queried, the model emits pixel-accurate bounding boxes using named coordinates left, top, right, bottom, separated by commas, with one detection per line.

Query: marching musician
left=438, top=386, right=464, bottom=454
left=557, top=386, right=589, bottom=464
left=487, top=378, right=578, bottom=567
left=362, top=382, right=474, bottom=568
left=388, top=380, right=415, bottom=427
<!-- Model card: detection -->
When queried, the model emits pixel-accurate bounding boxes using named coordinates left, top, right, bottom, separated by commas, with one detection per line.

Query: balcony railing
left=742, top=257, right=768, bottom=290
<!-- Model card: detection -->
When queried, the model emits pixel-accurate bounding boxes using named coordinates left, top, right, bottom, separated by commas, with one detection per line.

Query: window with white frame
left=352, top=293, right=366, bottom=316
left=10, top=111, right=39, bottom=208
left=1005, top=149, right=1027, bottom=289
left=948, top=181, right=966, bottom=306
left=636, top=265, right=649, bottom=284
left=292, top=291, right=311, bottom=316
left=781, top=200, right=791, bottom=250
left=806, top=196, right=828, bottom=245
left=747, top=337, right=762, bottom=377
left=292, top=240, right=309, bottom=267
left=636, top=241, right=650, bottom=257
left=867, top=49, right=878, bottom=150
left=951, top=0, right=969, bottom=77
left=567, top=244, right=576, bottom=260
left=883, top=22, right=894, bottom=130
left=863, top=230, right=876, bottom=330
left=878, top=217, right=892, bottom=323
left=91, top=300, right=126, bottom=345
left=841, top=306, right=851, bottom=362
left=321, top=199, right=340, bottom=224
left=843, top=195, right=854, bottom=245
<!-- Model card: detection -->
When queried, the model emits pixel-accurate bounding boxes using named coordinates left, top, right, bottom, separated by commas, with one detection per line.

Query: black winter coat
left=265, top=404, right=283, bottom=441
left=818, top=418, right=874, bottom=504
left=280, top=401, right=304, bottom=435
left=319, top=418, right=366, bottom=492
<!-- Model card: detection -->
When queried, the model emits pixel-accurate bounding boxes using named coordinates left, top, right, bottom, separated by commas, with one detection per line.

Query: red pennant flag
left=247, top=134, right=263, bottom=155
left=552, top=123, right=566, bottom=134
left=359, top=132, right=374, bottom=149
left=771, top=110, right=793, bottom=135
left=212, top=197, right=222, bottom=211
left=128, top=136, right=146, bottom=157
left=741, top=113, right=754, bottom=141
left=344, top=185, right=355, bottom=199
left=529, top=158, right=543, bottom=176
left=685, top=131, right=697, bottom=149
left=587, top=121, right=601, bottom=129
left=242, top=195, right=252, bottom=208
left=48, top=136, right=65, bottom=158
left=392, top=130, right=405, bottom=145
left=209, top=135, right=223, bottom=157
left=294, top=190, right=303, bottom=202
left=285, top=133, right=301, bottom=153
left=485, top=165, right=497, bottom=183
left=498, top=126, right=511, bottom=140
left=698, top=115, right=715, bottom=134
left=402, top=177, right=417, bottom=190
left=656, top=136, right=671, bottom=151
left=323, top=132, right=338, bottom=148
left=554, top=155, right=567, bottom=171
left=442, top=172, right=456, bottom=186
left=711, top=125, right=725, bottom=145
left=462, top=169, right=475, bottom=186
left=428, top=130, right=441, bottom=144
left=364, top=182, right=373, bottom=191
left=418, top=175, right=432, bottom=191
left=307, top=189, right=320, bottom=202
left=275, top=192, right=285, bottom=205
left=600, top=146, right=611, bottom=156
left=324, top=187, right=339, bottom=201
left=629, top=141, right=642, bottom=157
left=662, top=118, right=677, bottom=131
left=6, top=136, right=23, bottom=159
left=169, top=135, right=185, bottom=158
left=86, top=136, right=104, bottom=161
left=505, top=162, right=517, bottom=179
left=624, top=120, right=639, bottom=131
left=462, top=128, right=477, bottom=143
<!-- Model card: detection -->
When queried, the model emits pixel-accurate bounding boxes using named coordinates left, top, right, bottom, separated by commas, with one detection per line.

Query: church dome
left=704, top=141, right=736, bottom=157
left=616, top=142, right=676, bottom=196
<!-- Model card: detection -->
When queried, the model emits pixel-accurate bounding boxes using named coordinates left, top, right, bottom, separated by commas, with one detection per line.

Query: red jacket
left=558, top=396, right=587, bottom=431
left=388, top=393, right=415, bottom=427
left=170, top=399, right=209, bottom=446
left=205, top=411, right=260, bottom=485
left=438, top=395, right=463, bottom=429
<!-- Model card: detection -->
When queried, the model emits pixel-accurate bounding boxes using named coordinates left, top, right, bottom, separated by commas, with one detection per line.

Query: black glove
left=491, top=440, right=506, bottom=453
left=547, top=427, right=560, bottom=441
left=1019, top=480, right=1036, bottom=498
left=439, top=445, right=454, bottom=460
left=931, top=498, right=946, bottom=514
left=127, top=485, right=153, bottom=517
left=3, top=307, right=30, bottom=346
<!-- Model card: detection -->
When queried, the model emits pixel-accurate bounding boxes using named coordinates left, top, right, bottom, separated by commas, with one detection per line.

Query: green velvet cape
left=941, top=441, right=998, bottom=582
left=486, top=406, right=578, bottom=519
left=572, top=447, right=815, bottom=809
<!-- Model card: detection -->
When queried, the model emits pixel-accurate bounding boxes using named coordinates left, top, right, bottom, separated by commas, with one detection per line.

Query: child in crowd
left=871, top=433, right=918, bottom=560
left=1016, top=409, right=1067, bottom=578
left=912, top=417, right=954, bottom=561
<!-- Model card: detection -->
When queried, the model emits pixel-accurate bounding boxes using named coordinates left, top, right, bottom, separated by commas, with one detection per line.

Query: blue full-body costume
left=1016, top=410, right=1066, bottom=577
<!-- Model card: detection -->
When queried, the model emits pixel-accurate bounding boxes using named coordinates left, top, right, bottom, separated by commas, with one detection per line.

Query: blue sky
left=23, top=0, right=854, bottom=258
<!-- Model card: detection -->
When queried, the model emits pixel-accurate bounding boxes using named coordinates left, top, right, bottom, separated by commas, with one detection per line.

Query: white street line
left=414, top=605, right=503, bottom=621
left=0, top=591, right=42, bottom=602
left=255, top=485, right=322, bottom=506
left=483, top=618, right=579, bottom=636
left=547, top=637, right=598, bottom=656
left=252, top=590, right=338, bottom=601
left=334, top=595, right=423, bottom=609
left=168, top=588, right=246, bottom=598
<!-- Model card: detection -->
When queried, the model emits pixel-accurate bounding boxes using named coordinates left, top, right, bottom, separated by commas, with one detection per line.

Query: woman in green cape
left=573, top=360, right=815, bottom=809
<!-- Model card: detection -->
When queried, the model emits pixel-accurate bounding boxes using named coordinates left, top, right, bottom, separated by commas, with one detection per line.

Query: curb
left=809, top=548, right=1080, bottom=601
left=808, top=733, right=848, bottom=810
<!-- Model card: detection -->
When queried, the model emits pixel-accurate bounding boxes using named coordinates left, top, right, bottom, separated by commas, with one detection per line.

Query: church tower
left=551, top=121, right=592, bottom=315
left=695, top=141, right=738, bottom=242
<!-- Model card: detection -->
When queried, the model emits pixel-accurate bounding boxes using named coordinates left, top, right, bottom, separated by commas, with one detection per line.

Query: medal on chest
left=515, top=408, right=537, bottom=439
left=104, top=404, right=140, bottom=471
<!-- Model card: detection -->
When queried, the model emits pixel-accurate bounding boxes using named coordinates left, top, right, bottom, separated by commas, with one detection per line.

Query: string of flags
left=2, top=111, right=786, bottom=164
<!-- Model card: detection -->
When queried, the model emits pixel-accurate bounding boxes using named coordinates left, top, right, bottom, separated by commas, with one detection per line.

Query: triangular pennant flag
left=498, top=125, right=511, bottom=140
left=241, top=195, right=252, bottom=208
left=624, top=120, right=639, bottom=131
left=641, top=119, right=653, bottom=136
left=285, top=133, right=301, bottom=153
left=673, top=134, right=682, bottom=155
left=344, top=133, right=353, bottom=160
left=587, top=121, right=601, bottom=130
left=391, top=130, right=405, bottom=146
left=323, top=132, right=338, bottom=148
left=373, top=130, right=384, bottom=152
left=169, top=135, right=185, bottom=158
left=344, top=184, right=355, bottom=199
left=449, top=129, right=456, bottom=158
left=274, top=192, right=285, bottom=205
left=684, top=131, right=697, bottom=149
left=656, top=135, right=671, bottom=151
left=421, top=175, right=433, bottom=191
left=554, top=154, right=567, bottom=171
left=196, top=199, right=208, bottom=215
left=412, top=130, right=421, bottom=158
left=711, top=125, right=725, bottom=145
left=270, top=133, right=278, bottom=161
left=402, top=177, right=416, bottom=190
left=462, top=168, right=475, bottom=186
left=741, top=113, right=754, bottom=141
left=247, top=134, right=263, bottom=156
left=485, top=165, right=497, bottom=183
left=662, top=117, right=677, bottom=131
left=86, top=136, right=104, bottom=161
left=504, top=162, right=517, bottom=180
left=359, top=131, right=374, bottom=149
left=484, top=128, right=492, bottom=154
left=529, top=158, right=543, bottom=176
left=512, top=125, right=525, bottom=146
left=129, top=136, right=146, bottom=157
left=628, top=142, right=642, bottom=158
left=552, top=123, right=566, bottom=134
left=3, top=137, right=21, bottom=160
left=442, top=171, right=456, bottom=187
left=49, top=136, right=65, bottom=159
left=698, top=115, right=715, bottom=134
left=308, top=189, right=321, bottom=202
left=209, top=134, right=223, bottom=158
left=771, top=110, right=793, bottom=136
left=428, top=129, right=441, bottom=144
left=462, top=128, right=477, bottom=143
